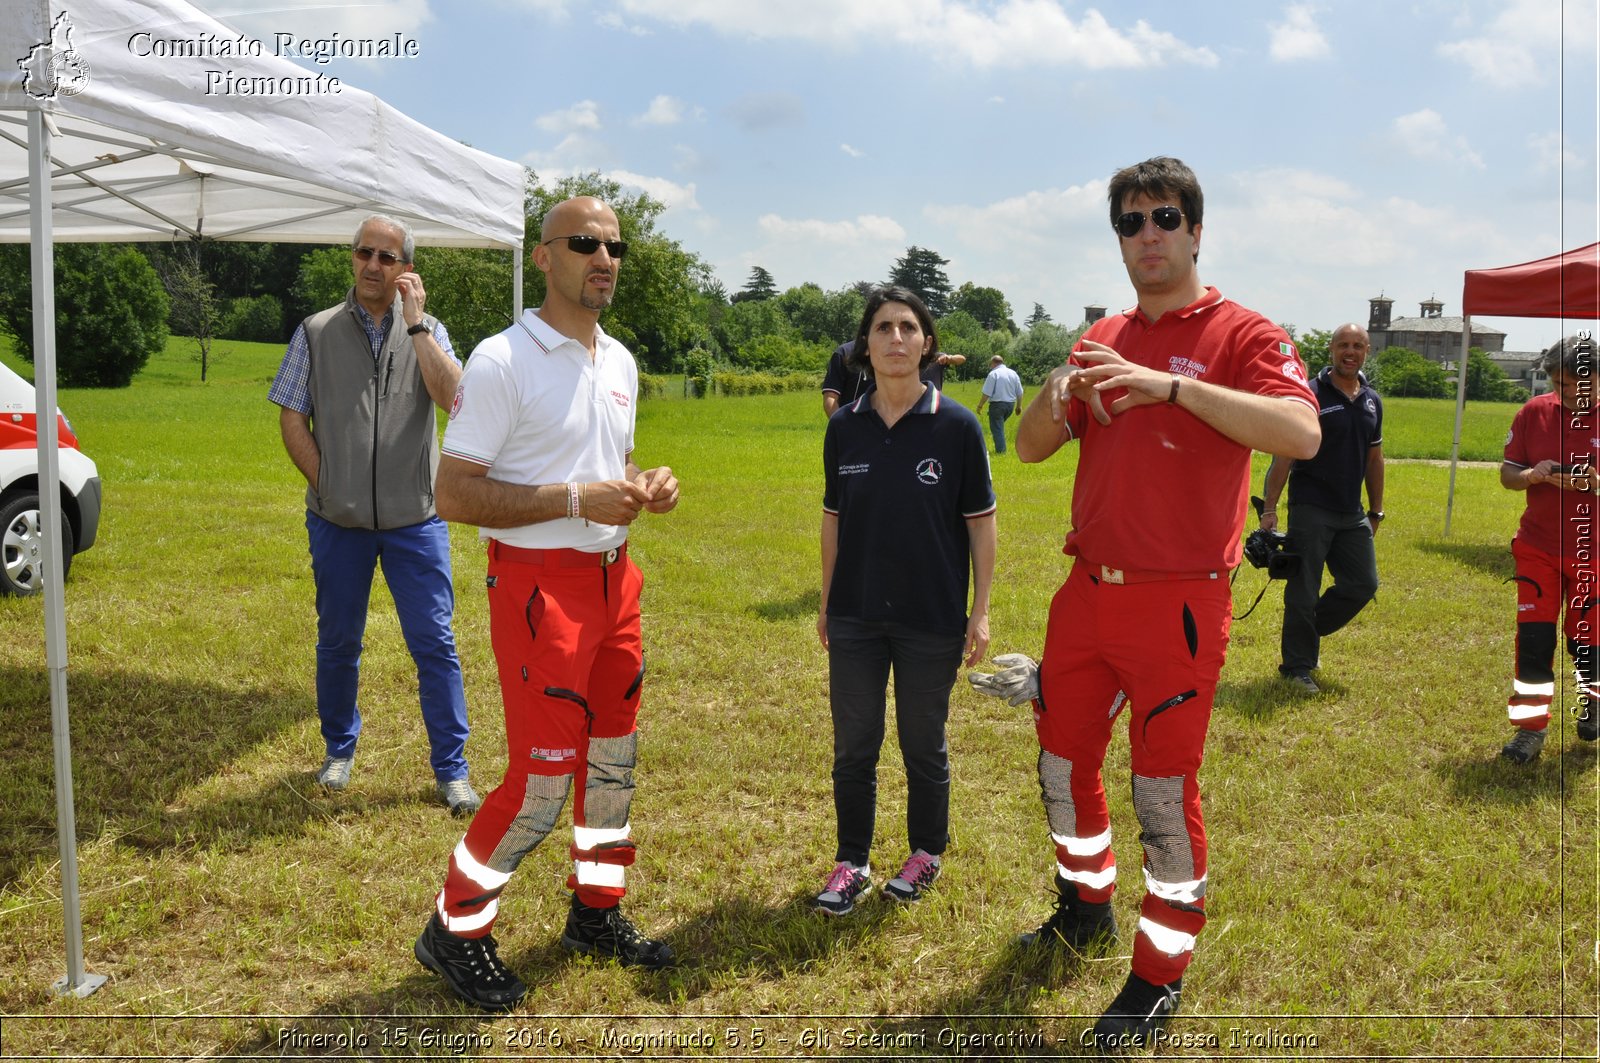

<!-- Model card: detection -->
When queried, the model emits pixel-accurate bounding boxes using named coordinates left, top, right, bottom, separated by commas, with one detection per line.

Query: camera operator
left=1258, top=323, right=1384, bottom=693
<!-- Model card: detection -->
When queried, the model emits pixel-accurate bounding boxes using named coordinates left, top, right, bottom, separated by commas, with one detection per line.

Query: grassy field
left=0, top=338, right=1594, bottom=1060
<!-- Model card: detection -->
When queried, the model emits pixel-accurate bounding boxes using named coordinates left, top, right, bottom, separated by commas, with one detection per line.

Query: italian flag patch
left=1280, top=341, right=1296, bottom=357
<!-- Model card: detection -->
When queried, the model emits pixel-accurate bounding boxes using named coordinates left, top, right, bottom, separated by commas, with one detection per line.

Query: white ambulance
left=0, top=360, right=101, bottom=595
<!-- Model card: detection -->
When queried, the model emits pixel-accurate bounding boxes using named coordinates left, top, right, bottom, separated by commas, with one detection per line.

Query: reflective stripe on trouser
left=435, top=550, right=645, bottom=936
left=1036, top=561, right=1227, bottom=986
left=1508, top=538, right=1597, bottom=730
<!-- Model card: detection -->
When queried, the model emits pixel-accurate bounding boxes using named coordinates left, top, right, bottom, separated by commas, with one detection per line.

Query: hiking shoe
left=314, top=756, right=353, bottom=790
left=560, top=895, right=674, bottom=968
left=812, top=861, right=872, bottom=916
left=414, top=913, right=526, bottom=1012
left=437, top=778, right=482, bottom=816
left=1284, top=671, right=1319, bottom=694
left=883, top=850, right=941, bottom=903
left=1092, top=973, right=1182, bottom=1053
left=1500, top=728, right=1546, bottom=764
left=1017, top=874, right=1117, bottom=952
left=1578, top=698, right=1598, bottom=743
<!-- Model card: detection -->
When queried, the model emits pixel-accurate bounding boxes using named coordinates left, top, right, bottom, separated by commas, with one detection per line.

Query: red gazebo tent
left=1444, top=242, right=1600, bottom=533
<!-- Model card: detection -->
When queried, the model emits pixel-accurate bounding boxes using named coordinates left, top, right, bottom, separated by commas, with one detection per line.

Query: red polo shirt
left=1061, top=287, right=1316, bottom=572
left=1504, top=391, right=1599, bottom=558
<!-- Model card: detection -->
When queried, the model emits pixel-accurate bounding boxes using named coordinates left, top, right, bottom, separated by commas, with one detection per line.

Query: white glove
left=967, top=653, right=1040, bottom=707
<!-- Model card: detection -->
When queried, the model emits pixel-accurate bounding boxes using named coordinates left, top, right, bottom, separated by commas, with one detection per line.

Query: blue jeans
left=1279, top=503, right=1379, bottom=675
left=986, top=401, right=1015, bottom=453
left=306, top=511, right=470, bottom=781
left=826, top=616, right=963, bottom=865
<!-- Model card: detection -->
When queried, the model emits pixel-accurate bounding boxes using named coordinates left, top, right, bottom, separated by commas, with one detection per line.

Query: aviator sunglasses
left=354, top=246, right=405, bottom=266
left=542, top=235, right=629, bottom=259
left=1113, top=206, right=1185, bottom=238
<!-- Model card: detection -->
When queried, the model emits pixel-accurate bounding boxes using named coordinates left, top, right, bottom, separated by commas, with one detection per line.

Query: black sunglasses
left=1114, top=206, right=1185, bottom=239
left=353, top=246, right=404, bottom=266
left=543, top=235, right=629, bottom=259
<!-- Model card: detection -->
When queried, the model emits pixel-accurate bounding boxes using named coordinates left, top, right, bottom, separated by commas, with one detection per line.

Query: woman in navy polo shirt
left=813, top=286, right=997, bottom=915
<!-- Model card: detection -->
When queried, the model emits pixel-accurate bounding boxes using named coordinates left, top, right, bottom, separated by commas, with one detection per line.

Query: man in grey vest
left=268, top=214, right=478, bottom=815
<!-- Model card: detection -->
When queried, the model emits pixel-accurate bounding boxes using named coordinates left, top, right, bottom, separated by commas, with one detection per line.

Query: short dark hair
left=1541, top=333, right=1597, bottom=379
left=847, top=286, right=940, bottom=378
left=1107, top=156, right=1203, bottom=261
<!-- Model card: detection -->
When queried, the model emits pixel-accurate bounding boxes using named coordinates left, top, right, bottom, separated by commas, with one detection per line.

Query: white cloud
left=1436, top=0, right=1569, bottom=89
left=535, top=100, right=602, bottom=134
left=196, top=0, right=436, bottom=64
left=598, top=11, right=654, bottom=35
left=840, top=143, right=864, bottom=158
left=635, top=95, right=686, bottom=126
left=516, top=0, right=1216, bottom=70
left=1527, top=131, right=1584, bottom=174
left=1391, top=108, right=1485, bottom=170
left=758, top=213, right=907, bottom=245
left=1268, top=4, right=1329, bottom=62
left=608, top=170, right=701, bottom=212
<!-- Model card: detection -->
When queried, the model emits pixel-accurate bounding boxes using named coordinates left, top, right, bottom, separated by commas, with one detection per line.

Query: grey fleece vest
left=303, top=289, right=442, bottom=530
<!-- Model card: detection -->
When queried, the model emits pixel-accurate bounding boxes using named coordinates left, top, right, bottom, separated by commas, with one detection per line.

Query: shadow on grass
left=1435, top=741, right=1597, bottom=803
left=0, top=662, right=312, bottom=886
left=1417, top=538, right=1513, bottom=580
left=748, top=588, right=821, bottom=622
left=1215, top=673, right=1326, bottom=722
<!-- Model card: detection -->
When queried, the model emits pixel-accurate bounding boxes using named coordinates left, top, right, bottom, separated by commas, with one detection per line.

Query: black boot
left=1092, top=973, right=1181, bottom=1053
left=1017, top=874, right=1117, bottom=952
left=414, top=913, right=526, bottom=1012
left=560, top=894, right=674, bottom=968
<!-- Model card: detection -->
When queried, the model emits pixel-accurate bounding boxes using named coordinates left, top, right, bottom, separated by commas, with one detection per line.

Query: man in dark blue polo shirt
left=821, top=339, right=965, bottom=416
left=1258, top=322, right=1385, bottom=692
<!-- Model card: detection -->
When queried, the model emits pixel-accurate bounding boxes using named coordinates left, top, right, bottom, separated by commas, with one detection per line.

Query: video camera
left=1245, top=496, right=1301, bottom=580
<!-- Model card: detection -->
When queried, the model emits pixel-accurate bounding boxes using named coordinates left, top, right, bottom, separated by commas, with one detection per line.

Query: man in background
left=975, top=353, right=1025, bottom=453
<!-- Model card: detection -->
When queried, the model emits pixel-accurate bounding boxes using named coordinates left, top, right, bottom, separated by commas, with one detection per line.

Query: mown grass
left=0, top=337, right=1594, bottom=1060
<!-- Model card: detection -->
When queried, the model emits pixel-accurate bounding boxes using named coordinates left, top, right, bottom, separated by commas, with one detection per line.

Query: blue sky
left=194, top=0, right=1596, bottom=354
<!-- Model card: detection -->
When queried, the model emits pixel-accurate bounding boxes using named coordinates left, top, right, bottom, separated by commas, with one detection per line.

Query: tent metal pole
left=29, top=107, right=105, bottom=1000
left=1444, top=316, right=1472, bottom=537
left=513, top=247, right=523, bottom=318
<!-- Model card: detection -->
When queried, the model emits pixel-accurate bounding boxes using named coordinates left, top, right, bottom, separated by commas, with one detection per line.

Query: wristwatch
left=406, top=322, right=430, bottom=336
left=1367, top=510, right=1385, bottom=521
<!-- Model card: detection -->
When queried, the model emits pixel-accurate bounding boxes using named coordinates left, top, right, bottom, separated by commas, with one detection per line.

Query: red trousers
left=436, top=543, right=645, bottom=937
left=1036, top=561, right=1231, bottom=986
left=1508, top=537, right=1599, bottom=730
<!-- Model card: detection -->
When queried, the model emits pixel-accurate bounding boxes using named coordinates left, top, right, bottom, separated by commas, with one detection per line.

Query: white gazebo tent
left=0, top=0, right=526, bottom=995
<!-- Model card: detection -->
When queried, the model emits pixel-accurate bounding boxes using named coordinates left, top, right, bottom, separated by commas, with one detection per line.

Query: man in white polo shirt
left=413, top=196, right=680, bottom=1012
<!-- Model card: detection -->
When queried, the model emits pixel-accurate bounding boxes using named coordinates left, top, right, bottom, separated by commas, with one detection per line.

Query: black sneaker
left=1500, top=728, right=1546, bottom=764
left=812, top=861, right=872, bottom=916
left=560, top=895, right=674, bottom=968
left=1017, top=874, right=1117, bottom=952
left=414, top=913, right=526, bottom=1012
left=1092, top=973, right=1182, bottom=1053
left=1578, top=698, right=1598, bottom=743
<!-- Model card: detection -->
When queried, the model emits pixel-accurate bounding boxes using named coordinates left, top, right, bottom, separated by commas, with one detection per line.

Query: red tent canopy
left=1462, top=241, right=1600, bottom=319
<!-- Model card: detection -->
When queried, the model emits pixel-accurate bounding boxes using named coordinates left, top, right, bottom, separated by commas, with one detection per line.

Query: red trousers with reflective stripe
left=440, top=548, right=644, bottom=933
left=1510, top=538, right=1597, bottom=729
left=1036, top=561, right=1229, bottom=986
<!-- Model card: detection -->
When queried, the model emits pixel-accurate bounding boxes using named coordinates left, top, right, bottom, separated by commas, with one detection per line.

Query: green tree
left=1026, top=302, right=1052, bottom=327
left=777, top=283, right=864, bottom=345
left=0, top=244, right=169, bottom=388
left=714, top=297, right=797, bottom=362
left=935, top=310, right=1009, bottom=379
left=733, top=266, right=778, bottom=303
left=411, top=245, right=516, bottom=357
left=952, top=282, right=1013, bottom=332
left=525, top=172, right=709, bottom=373
left=889, top=246, right=952, bottom=316
left=1297, top=328, right=1334, bottom=377
left=1009, top=322, right=1087, bottom=383
left=290, top=246, right=353, bottom=325
left=1370, top=346, right=1450, bottom=398
left=156, top=243, right=222, bottom=382
left=1466, top=346, right=1518, bottom=402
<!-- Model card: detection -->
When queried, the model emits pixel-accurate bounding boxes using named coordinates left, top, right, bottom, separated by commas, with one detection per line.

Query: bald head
left=539, top=196, right=617, bottom=245
left=534, top=195, right=624, bottom=323
left=1329, top=322, right=1371, bottom=382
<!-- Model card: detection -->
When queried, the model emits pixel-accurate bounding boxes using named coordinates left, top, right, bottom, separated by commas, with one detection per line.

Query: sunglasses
left=1113, top=206, right=1185, bottom=239
left=353, top=246, right=404, bottom=266
left=542, top=235, right=629, bottom=259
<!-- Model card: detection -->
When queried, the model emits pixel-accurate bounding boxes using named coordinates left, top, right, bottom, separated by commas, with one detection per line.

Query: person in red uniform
left=1498, top=333, right=1600, bottom=763
left=1008, top=156, right=1320, bottom=1051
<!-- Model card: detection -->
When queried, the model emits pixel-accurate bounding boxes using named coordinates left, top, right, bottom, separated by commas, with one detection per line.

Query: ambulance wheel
left=0, top=492, right=73, bottom=597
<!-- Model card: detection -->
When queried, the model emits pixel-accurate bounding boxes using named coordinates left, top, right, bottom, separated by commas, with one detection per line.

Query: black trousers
left=826, top=616, right=963, bottom=866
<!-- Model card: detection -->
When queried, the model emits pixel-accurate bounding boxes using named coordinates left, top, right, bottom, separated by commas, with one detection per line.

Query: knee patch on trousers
left=1037, top=749, right=1077, bottom=837
left=487, top=773, right=572, bottom=873
left=1132, top=773, right=1201, bottom=901
left=583, top=732, right=638, bottom=831
left=1518, top=622, right=1558, bottom=682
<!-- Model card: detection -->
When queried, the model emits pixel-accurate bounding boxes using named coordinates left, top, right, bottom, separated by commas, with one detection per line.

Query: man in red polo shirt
left=1498, top=333, right=1600, bottom=763
left=1010, top=156, right=1320, bottom=1050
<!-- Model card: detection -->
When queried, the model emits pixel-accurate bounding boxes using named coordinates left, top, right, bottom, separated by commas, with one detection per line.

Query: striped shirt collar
left=517, top=308, right=611, bottom=355
left=850, top=381, right=940, bottom=416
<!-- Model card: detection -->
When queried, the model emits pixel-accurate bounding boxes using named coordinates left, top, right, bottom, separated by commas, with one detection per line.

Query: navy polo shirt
left=1287, top=367, right=1383, bottom=513
left=821, top=340, right=949, bottom=404
left=823, top=383, right=996, bottom=635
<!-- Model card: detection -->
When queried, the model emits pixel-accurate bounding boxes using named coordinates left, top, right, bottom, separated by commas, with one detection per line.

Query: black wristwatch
left=406, top=322, right=430, bottom=336
left=1367, top=510, right=1385, bottom=521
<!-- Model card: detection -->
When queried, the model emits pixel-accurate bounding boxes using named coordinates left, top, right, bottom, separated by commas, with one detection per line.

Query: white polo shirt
left=443, top=309, right=636, bottom=551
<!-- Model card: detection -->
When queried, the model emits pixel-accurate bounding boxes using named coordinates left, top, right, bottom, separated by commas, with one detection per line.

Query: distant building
left=1367, top=294, right=1544, bottom=393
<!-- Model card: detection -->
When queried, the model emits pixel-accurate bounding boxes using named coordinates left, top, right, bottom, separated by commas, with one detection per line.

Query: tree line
left=0, top=170, right=1528, bottom=404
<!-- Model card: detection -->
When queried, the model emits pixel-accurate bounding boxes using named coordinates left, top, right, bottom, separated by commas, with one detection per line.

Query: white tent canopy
left=1, top=0, right=525, bottom=997
left=0, top=0, right=525, bottom=248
